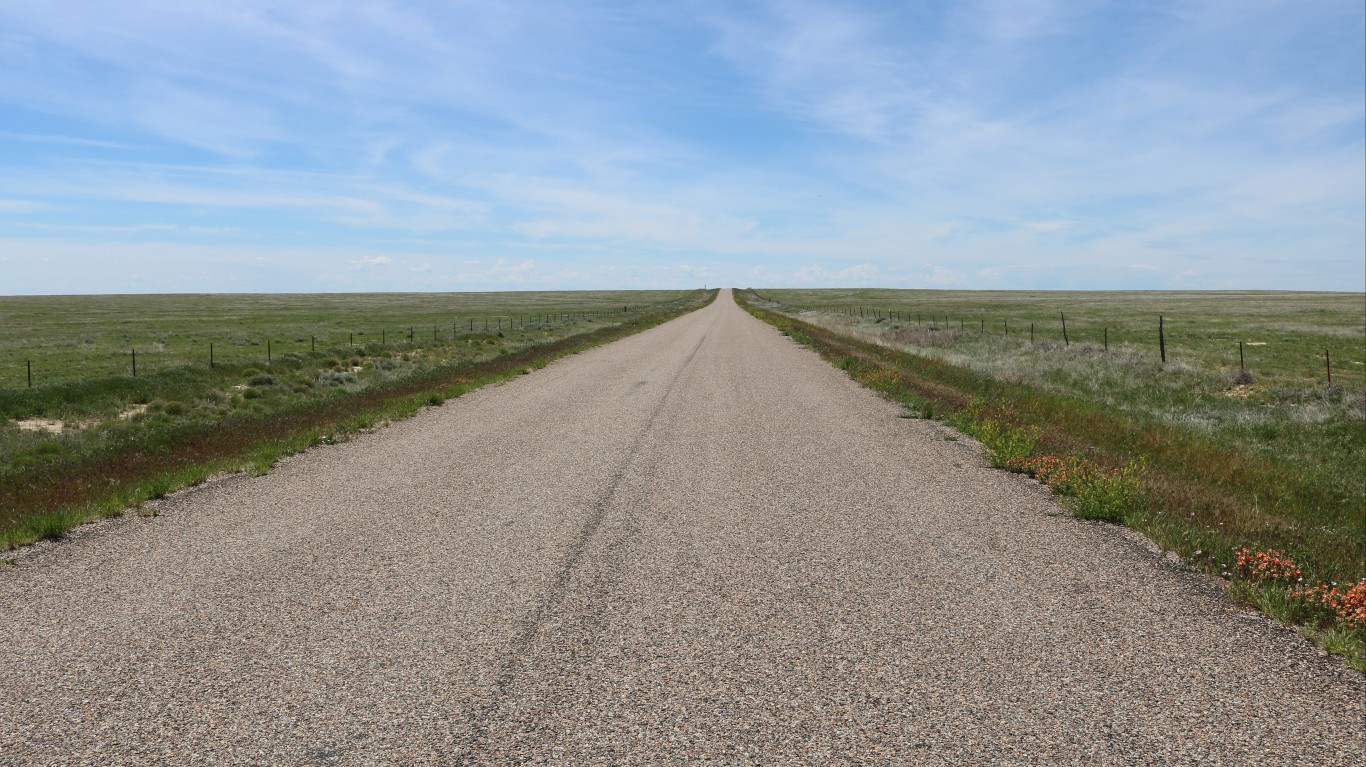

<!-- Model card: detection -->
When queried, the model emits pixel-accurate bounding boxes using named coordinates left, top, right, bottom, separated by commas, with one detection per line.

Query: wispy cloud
left=0, top=0, right=1360, bottom=293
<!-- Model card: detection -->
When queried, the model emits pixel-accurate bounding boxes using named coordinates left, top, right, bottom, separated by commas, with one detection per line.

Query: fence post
left=1004, top=319, right=1009, bottom=337
left=267, top=340, right=272, bottom=365
left=1104, top=327, right=1108, bottom=352
left=311, top=335, right=315, bottom=352
left=382, top=330, right=386, bottom=345
left=1030, top=323, right=1034, bottom=344
left=1061, top=312, right=1069, bottom=346
left=132, top=348, right=137, bottom=377
left=350, top=332, right=354, bottom=347
left=1326, top=350, right=1332, bottom=385
left=210, top=343, right=214, bottom=368
left=1159, top=316, right=1166, bottom=364
left=1239, top=341, right=1245, bottom=373
left=27, top=359, right=31, bottom=388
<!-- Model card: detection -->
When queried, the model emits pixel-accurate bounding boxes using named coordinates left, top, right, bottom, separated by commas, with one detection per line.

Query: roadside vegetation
left=738, top=288, right=1365, bottom=671
left=0, top=290, right=716, bottom=547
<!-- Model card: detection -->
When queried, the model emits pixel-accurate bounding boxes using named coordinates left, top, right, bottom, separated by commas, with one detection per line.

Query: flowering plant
left=1232, top=547, right=1303, bottom=583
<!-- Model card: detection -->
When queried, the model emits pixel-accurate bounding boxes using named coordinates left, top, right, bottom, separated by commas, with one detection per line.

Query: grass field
left=739, top=288, right=1365, bottom=668
left=760, top=288, right=1364, bottom=391
left=0, top=290, right=711, bottom=545
left=0, top=290, right=693, bottom=388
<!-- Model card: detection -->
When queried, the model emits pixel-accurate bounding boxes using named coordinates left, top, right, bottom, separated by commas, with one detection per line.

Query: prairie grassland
left=0, top=290, right=712, bottom=545
left=0, top=290, right=691, bottom=387
left=738, top=289, right=1365, bottom=667
left=762, top=289, right=1365, bottom=538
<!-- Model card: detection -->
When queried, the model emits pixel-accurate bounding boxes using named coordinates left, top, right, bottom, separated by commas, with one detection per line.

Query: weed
left=949, top=403, right=1040, bottom=467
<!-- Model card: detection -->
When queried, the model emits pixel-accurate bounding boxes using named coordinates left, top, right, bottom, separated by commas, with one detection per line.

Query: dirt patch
left=118, top=404, right=149, bottom=420
left=1224, top=385, right=1257, bottom=400
left=15, top=418, right=66, bottom=434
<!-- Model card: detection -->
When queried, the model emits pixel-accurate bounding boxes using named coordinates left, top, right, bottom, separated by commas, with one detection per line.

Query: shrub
left=248, top=373, right=274, bottom=386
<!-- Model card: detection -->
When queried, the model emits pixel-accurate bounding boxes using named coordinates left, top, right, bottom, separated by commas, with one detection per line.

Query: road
left=1, top=289, right=1361, bottom=765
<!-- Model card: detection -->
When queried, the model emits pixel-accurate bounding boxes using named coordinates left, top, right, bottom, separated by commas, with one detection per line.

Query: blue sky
left=1, top=0, right=1362, bottom=294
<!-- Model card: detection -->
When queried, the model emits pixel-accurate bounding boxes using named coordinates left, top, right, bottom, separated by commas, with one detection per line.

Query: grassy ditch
left=1, top=290, right=717, bottom=547
left=737, top=289, right=1365, bottom=671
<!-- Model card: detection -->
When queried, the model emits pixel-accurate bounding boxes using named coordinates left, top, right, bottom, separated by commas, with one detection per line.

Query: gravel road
left=2, top=289, right=1362, bottom=766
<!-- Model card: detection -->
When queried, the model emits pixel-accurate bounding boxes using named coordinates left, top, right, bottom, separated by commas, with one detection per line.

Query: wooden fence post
left=1159, top=316, right=1166, bottom=364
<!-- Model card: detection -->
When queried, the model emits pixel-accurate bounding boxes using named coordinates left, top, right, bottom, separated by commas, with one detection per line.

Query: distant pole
left=1004, top=319, right=1009, bottom=337
left=434, top=325, right=438, bottom=341
left=1104, top=327, right=1108, bottom=352
left=1159, top=316, right=1166, bottom=364
left=1239, top=341, right=1245, bottom=372
left=132, top=348, right=137, bottom=377
left=1326, top=350, right=1332, bottom=385
left=350, top=332, right=354, bottom=347
left=267, top=340, right=272, bottom=365
left=1030, top=323, right=1034, bottom=344
left=311, top=335, right=315, bottom=352
left=382, top=330, right=386, bottom=345
left=1061, top=312, right=1069, bottom=346
left=210, top=343, right=214, bottom=368
left=27, top=360, right=31, bottom=388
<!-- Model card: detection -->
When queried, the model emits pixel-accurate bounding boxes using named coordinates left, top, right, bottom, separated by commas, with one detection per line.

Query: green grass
left=737, top=289, right=1365, bottom=668
left=0, top=290, right=715, bottom=545
left=0, top=290, right=690, bottom=388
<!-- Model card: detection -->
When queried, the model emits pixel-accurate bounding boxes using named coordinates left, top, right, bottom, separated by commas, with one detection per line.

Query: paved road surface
left=2, top=290, right=1362, bottom=765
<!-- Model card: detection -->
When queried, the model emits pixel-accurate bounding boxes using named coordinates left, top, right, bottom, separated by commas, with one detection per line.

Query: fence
left=743, top=291, right=1353, bottom=387
left=5, top=306, right=639, bottom=390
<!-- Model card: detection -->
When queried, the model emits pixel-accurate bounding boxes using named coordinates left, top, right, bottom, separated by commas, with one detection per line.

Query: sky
left=0, top=0, right=1362, bottom=294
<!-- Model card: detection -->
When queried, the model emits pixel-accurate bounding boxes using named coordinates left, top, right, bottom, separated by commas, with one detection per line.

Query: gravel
left=2, top=289, right=1361, bottom=765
